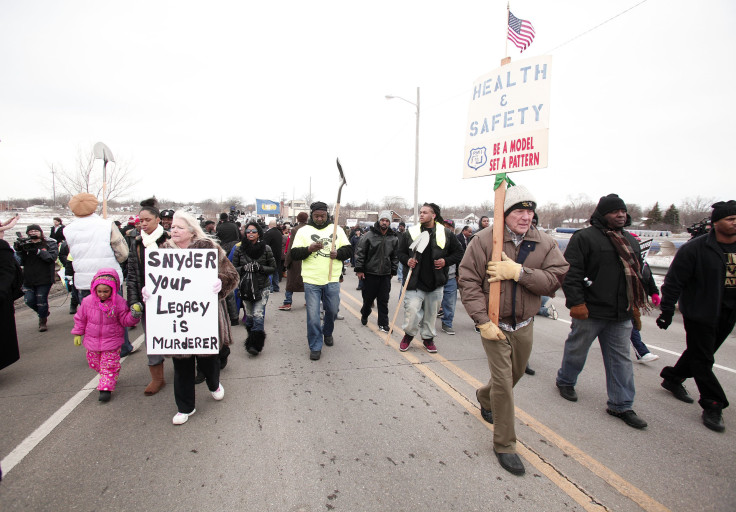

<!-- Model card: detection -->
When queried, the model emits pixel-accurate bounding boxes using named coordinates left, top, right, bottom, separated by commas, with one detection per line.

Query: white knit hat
left=503, top=185, right=536, bottom=215
left=378, top=210, right=392, bottom=221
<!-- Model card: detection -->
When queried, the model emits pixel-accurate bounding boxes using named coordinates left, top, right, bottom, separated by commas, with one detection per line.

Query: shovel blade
left=409, top=230, right=430, bottom=254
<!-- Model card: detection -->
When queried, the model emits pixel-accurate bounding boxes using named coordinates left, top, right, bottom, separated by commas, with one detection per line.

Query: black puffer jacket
left=232, top=241, right=276, bottom=295
left=15, top=238, right=58, bottom=286
left=562, top=211, right=642, bottom=321
left=354, top=223, right=399, bottom=276
left=397, top=225, right=463, bottom=292
left=126, top=231, right=170, bottom=306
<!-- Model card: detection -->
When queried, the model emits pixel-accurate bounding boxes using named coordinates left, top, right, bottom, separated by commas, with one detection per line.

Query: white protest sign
left=145, top=249, right=219, bottom=355
left=463, top=55, right=552, bottom=178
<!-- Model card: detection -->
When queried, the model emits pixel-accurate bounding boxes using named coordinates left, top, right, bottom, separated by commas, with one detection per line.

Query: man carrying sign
left=290, top=201, right=352, bottom=361
left=458, top=186, right=568, bottom=476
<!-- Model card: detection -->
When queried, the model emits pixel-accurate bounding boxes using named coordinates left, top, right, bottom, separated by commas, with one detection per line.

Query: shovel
left=384, top=230, right=430, bottom=345
left=328, top=157, right=348, bottom=280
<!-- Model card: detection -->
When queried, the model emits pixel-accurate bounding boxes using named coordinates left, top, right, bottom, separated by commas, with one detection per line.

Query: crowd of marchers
left=0, top=189, right=734, bottom=478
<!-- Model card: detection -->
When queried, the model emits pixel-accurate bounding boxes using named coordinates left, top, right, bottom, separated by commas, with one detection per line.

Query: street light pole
left=386, top=87, right=420, bottom=223
left=93, top=142, right=115, bottom=219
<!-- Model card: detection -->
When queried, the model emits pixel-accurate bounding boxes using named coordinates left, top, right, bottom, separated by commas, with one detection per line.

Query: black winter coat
left=660, top=230, right=729, bottom=324
left=15, top=238, right=58, bottom=287
left=126, top=231, right=170, bottom=306
left=262, top=227, right=283, bottom=264
left=397, top=225, right=463, bottom=291
left=232, top=242, right=277, bottom=295
left=0, top=240, right=20, bottom=370
left=354, top=223, right=399, bottom=276
left=562, top=212, right=642, bottom=321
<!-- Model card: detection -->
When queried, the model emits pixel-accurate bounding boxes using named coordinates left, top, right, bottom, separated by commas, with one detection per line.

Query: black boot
left=250, top=331, right=266, bottom=354
left=245, top=334, right=258, bottom=356
left=219, top=345, right=231, bottom=369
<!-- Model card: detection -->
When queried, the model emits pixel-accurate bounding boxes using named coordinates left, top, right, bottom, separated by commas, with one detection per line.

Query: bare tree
left=52, top=146, right=139, bottom=202
left=679, top=195, right=715, bottom=227
left=381, top=195, right=408, bottom=212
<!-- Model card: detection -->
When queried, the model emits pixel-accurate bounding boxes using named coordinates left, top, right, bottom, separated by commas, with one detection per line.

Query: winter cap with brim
left=595, top=194, right=627, bottom=215
left=26, top=224, right=43, bottom=234
left=69, top=193, right=99, bottom=217
left=503, top=185, right=537, bottom=216
left=310, top=201, right=328, bottom=212
left=379, top=210, right=392, bottom=221
left=711, top=200, right=736, bottom=224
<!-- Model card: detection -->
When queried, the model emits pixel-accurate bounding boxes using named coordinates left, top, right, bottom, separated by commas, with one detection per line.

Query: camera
left=14, top=231, right=38, bottom=252
left=228, top=207, right=242, bottom=223
left=686, top=217, right=710, bottom=240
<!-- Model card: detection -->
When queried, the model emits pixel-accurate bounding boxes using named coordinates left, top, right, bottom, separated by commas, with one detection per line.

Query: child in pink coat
left=72, top=268, right=142, bottom=402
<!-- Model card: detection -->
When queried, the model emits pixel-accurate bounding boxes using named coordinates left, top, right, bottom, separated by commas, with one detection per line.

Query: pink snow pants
left=86, top=349, right=121, bottom=392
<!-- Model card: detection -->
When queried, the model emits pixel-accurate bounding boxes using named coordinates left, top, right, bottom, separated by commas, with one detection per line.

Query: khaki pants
left=476, top=321, right=533, bottom=453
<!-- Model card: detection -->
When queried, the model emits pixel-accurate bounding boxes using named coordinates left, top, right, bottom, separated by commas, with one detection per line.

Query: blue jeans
left=304, top=282, right=340, bottom=351
left=629, top=320, right=650, bottom=359
left=538, top=295, right=551, bottom=316
left=283, top=290, right=293, bottom=305
left=244, top=290, right=269, bottom=332
left=556, top=317, right=635, bottom=412
left=23, top=283, right=52, bottom=318
left=80, top=287, right=133, bottom=354
left=440, top=277, right=457, bottom=328
left=270, top=271, right=280, bottom=292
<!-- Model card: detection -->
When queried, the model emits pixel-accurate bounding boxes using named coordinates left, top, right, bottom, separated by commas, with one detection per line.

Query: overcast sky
left=1, top=0, right=734, bottom=212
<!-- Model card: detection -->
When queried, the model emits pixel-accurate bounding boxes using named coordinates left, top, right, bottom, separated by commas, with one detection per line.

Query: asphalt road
left=1, top=271, right=734, bottom=511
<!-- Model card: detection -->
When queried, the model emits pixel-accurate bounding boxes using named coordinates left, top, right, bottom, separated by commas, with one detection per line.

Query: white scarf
left=141, top=224, right=164, bottom=249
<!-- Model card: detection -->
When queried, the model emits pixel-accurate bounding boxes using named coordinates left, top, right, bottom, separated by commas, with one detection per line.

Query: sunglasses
left=245, top=229, right=259, bottom=233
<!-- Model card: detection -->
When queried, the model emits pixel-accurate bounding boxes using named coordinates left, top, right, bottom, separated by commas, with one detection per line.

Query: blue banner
left=256, top=199, right=280, bottom=215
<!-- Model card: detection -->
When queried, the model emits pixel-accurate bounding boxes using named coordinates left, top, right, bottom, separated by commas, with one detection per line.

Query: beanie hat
left=128, top=216, right=136, bottom=225
left=379, top=210, right=392, bottom=221
left=69, top=193, right=98, bottom=217
left=503, top=186, right=537, bottom=216
left=595, top=194, right=627, bottom=215
left=310, top=201, right=328, bottom=212
left=711, top=200, right=736, bottom=224
left=26, top=224, right=43, bottom=234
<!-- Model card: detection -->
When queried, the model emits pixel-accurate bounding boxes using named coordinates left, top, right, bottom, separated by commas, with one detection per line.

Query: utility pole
left=50, top=165, right=56, bottom=208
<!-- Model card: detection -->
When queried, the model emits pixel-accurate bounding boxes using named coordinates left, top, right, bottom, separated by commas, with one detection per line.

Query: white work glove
left=477, top=321, right=506, bottom=340
left=141, top=286, right=151, bottom=303
left=213, top=278, right=222, bottom=294
left=486, top=253, right=522, bottom=283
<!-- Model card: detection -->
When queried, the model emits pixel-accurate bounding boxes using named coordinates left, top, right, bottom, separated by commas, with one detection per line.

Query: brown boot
left=144, top=362, right=165, bottom=396
left=38, top=317, right=48, bottom=332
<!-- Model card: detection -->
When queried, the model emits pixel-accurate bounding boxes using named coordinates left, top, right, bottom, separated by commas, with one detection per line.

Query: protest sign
left=463, top=55, right=552, bottom=178
left=145, top=249, right=219, bottom=355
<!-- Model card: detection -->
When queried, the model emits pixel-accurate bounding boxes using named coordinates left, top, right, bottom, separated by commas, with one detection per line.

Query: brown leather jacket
left=458, top=225, right=569, bottom=327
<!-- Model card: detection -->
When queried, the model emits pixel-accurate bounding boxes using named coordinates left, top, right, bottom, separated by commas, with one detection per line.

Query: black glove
left=656, top=311, right=673, bottom=330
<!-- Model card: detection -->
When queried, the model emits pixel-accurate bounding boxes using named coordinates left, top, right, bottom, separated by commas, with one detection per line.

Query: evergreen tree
left=646, top=202, right=662, bottom=227
left=663, top=204, right=680, bottom=229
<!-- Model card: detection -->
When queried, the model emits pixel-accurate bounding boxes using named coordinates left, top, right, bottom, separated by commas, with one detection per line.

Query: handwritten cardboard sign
left=145, top=249, right=219, bottom=355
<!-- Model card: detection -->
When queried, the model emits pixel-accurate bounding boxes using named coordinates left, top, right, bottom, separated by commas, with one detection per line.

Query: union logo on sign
left=263, top=203, right=276, bottom=211
left=467, top=147, right=487, bottom=171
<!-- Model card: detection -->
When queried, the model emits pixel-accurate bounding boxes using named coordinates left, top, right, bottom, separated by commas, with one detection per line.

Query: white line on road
left=0, top=334, right=146, bottom=477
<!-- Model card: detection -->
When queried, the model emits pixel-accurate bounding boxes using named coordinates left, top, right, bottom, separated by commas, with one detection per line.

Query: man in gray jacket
left=354, top=210, right=399, bottom=332
left=458, top=185, right=568, bottom=476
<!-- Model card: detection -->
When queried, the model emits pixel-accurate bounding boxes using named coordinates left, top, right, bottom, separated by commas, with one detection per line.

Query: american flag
left=508, top=11, right=535, bottom=52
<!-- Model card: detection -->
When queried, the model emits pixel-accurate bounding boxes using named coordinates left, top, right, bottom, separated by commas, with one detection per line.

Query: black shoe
left=494, top=450, right=525, bottom=476
left=230, top=318, right=240, bottom=327
left=525, top=364, right=535, bottom=376
left=194, top=370, right=206, bottom=384
left=661, top=379, right=694, bottom=403
left=702, top=409, right=725, bottom=432
left=98, top=391, right=111, bottom=402
left=606, top=409, right=647, bottom=429
left=69, top=306, right=77, bottom=315
left=324, top=335, right=334, bottom=347
left=361, top=315, right=368, bottom=326
left=475, top=390, right=493, bottom=424
left=310, top=350, right=321, bottom=361
left=556, top=383, right=577, bottom=402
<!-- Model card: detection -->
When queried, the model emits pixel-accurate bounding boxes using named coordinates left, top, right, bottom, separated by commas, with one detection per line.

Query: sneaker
left=361, top=315, right=368, bottom=326
left=702, top=409, right=725, bottom=432
left=441, top=324, right=455, bottom=335
left=399, top=334, right=413, bottom=352
left=378, top=325, right=390, bottom=333
left=548, top=304, right=558, bottom=320
left=211, top=384, right=225, bottom=401
left=637, top=353, right=660, bottom=363
left=661, top=379, right=694, bottom=403
left=336, top=313, right=344, bottom=320
left=437, top=308, right=444, bottom=318
left=606, top=409, right=647, bottom=429
left=173, top=409, right=196, bottom=425
left=278, top=303, right=292, bottom=311
left=556, top=383, right=578, bottom=402
left=98, top=390, right=111, bottom=402
left=423, top=339, right=437, bottom=353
